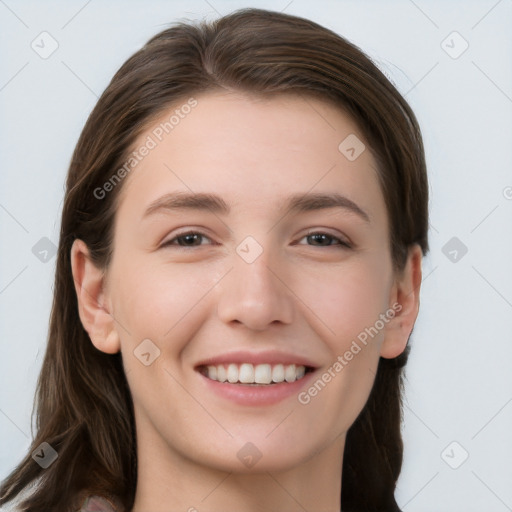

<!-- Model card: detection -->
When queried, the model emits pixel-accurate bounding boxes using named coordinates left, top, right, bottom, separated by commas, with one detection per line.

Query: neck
left=130, top=417, right=344, bottom=512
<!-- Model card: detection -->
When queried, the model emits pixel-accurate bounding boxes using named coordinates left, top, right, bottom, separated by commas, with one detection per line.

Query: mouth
left=196, top=363, right=316, bottom=386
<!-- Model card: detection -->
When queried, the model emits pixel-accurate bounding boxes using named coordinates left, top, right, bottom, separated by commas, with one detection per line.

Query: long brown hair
left=0, top=8, right=429, bottom=511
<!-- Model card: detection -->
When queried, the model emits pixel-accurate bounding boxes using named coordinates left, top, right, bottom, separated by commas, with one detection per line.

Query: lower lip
left=196, top=369, right=317, bottom=406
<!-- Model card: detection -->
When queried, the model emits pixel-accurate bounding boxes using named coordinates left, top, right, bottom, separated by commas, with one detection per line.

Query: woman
left=0, top=7, right=428, bottom=512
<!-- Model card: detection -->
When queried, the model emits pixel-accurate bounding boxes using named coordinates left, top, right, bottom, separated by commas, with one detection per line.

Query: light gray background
left=1, top=1, right=511, bottom=511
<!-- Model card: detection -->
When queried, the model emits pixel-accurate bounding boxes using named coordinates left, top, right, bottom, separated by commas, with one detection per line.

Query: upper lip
left=194, top=350, right=320, bottom=369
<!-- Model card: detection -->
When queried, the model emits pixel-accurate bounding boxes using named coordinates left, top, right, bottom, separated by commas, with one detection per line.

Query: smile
left=198, top=363, right=314, bottom=385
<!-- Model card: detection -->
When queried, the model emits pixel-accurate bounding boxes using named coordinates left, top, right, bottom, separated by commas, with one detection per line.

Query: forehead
left=114, top=90, right=387, bottom=229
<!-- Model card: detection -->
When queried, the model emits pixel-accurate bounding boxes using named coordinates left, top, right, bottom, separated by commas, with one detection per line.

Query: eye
left=161, top=230, right=351, bottom=249
left=161, top=230, right=213, bottom=248
left=298, top=231, right=351, bottom=249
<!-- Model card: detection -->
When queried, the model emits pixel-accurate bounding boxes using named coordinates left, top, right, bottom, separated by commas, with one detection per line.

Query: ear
left=70, top=239, right=120, bottom=354
left=380, top=244, right=423, bottom=359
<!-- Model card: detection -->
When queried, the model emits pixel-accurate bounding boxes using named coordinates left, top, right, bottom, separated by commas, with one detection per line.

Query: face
left=76, top=91, right=417, bottom=476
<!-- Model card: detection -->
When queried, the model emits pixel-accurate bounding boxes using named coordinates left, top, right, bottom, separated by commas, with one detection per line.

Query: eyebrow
left=143, top=191, right=370, bottom=223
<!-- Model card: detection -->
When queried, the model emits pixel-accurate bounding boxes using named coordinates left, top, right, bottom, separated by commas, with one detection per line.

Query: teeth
left=204, top=363, right=309, bottom=384
left=239, top=363, right=254, bottom=383
left=217, top=365, right=227, bottom=382
left=208, top=365, right=217, bottom=381
left=272, top=364, right=285, bottom=383
left=227, top=363, right=238, bottom=383
left=255, top=364, right=272, bottom=384
left=285, top=364, right=296, bottom=382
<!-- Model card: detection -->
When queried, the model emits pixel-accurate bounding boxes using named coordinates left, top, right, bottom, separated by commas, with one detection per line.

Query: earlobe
left=380, top=244, right=423, bottom=359
left=70, top=239, right=120, bottom=354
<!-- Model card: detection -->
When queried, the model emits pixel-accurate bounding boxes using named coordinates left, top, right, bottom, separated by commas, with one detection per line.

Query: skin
left=71, top=91, right=422, bottom=512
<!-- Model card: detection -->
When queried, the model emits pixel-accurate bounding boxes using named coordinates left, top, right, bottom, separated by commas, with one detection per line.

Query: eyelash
left=161, top=230, right=352, bottom=249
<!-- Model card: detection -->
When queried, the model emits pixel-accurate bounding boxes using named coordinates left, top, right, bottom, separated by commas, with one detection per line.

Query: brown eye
left=300, top=232, right=351, bottom=249
left=162, top=231, right=212, bottom=248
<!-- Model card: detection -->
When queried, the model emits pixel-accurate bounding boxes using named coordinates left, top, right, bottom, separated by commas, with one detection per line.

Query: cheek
left=297, top=257, right=392, bottom=349
left=293, top=262, right=391, bottom=432
left=110, top=257, right=222, bottom=356
left=110, top=260, right=216, bottom=401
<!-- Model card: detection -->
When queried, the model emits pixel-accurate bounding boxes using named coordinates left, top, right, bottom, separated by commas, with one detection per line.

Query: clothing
left=79, top=495, right=123, bottom=512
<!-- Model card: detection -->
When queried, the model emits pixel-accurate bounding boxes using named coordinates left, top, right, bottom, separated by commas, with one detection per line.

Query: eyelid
left=299, top=229, right=352, bottom=248
left=160, top=229, right=215, bottom=247
left=161, top=228, right=352, bottom=249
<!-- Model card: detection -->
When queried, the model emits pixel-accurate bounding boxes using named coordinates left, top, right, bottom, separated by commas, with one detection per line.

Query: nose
left=216, top=242, right=295, bottom=331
